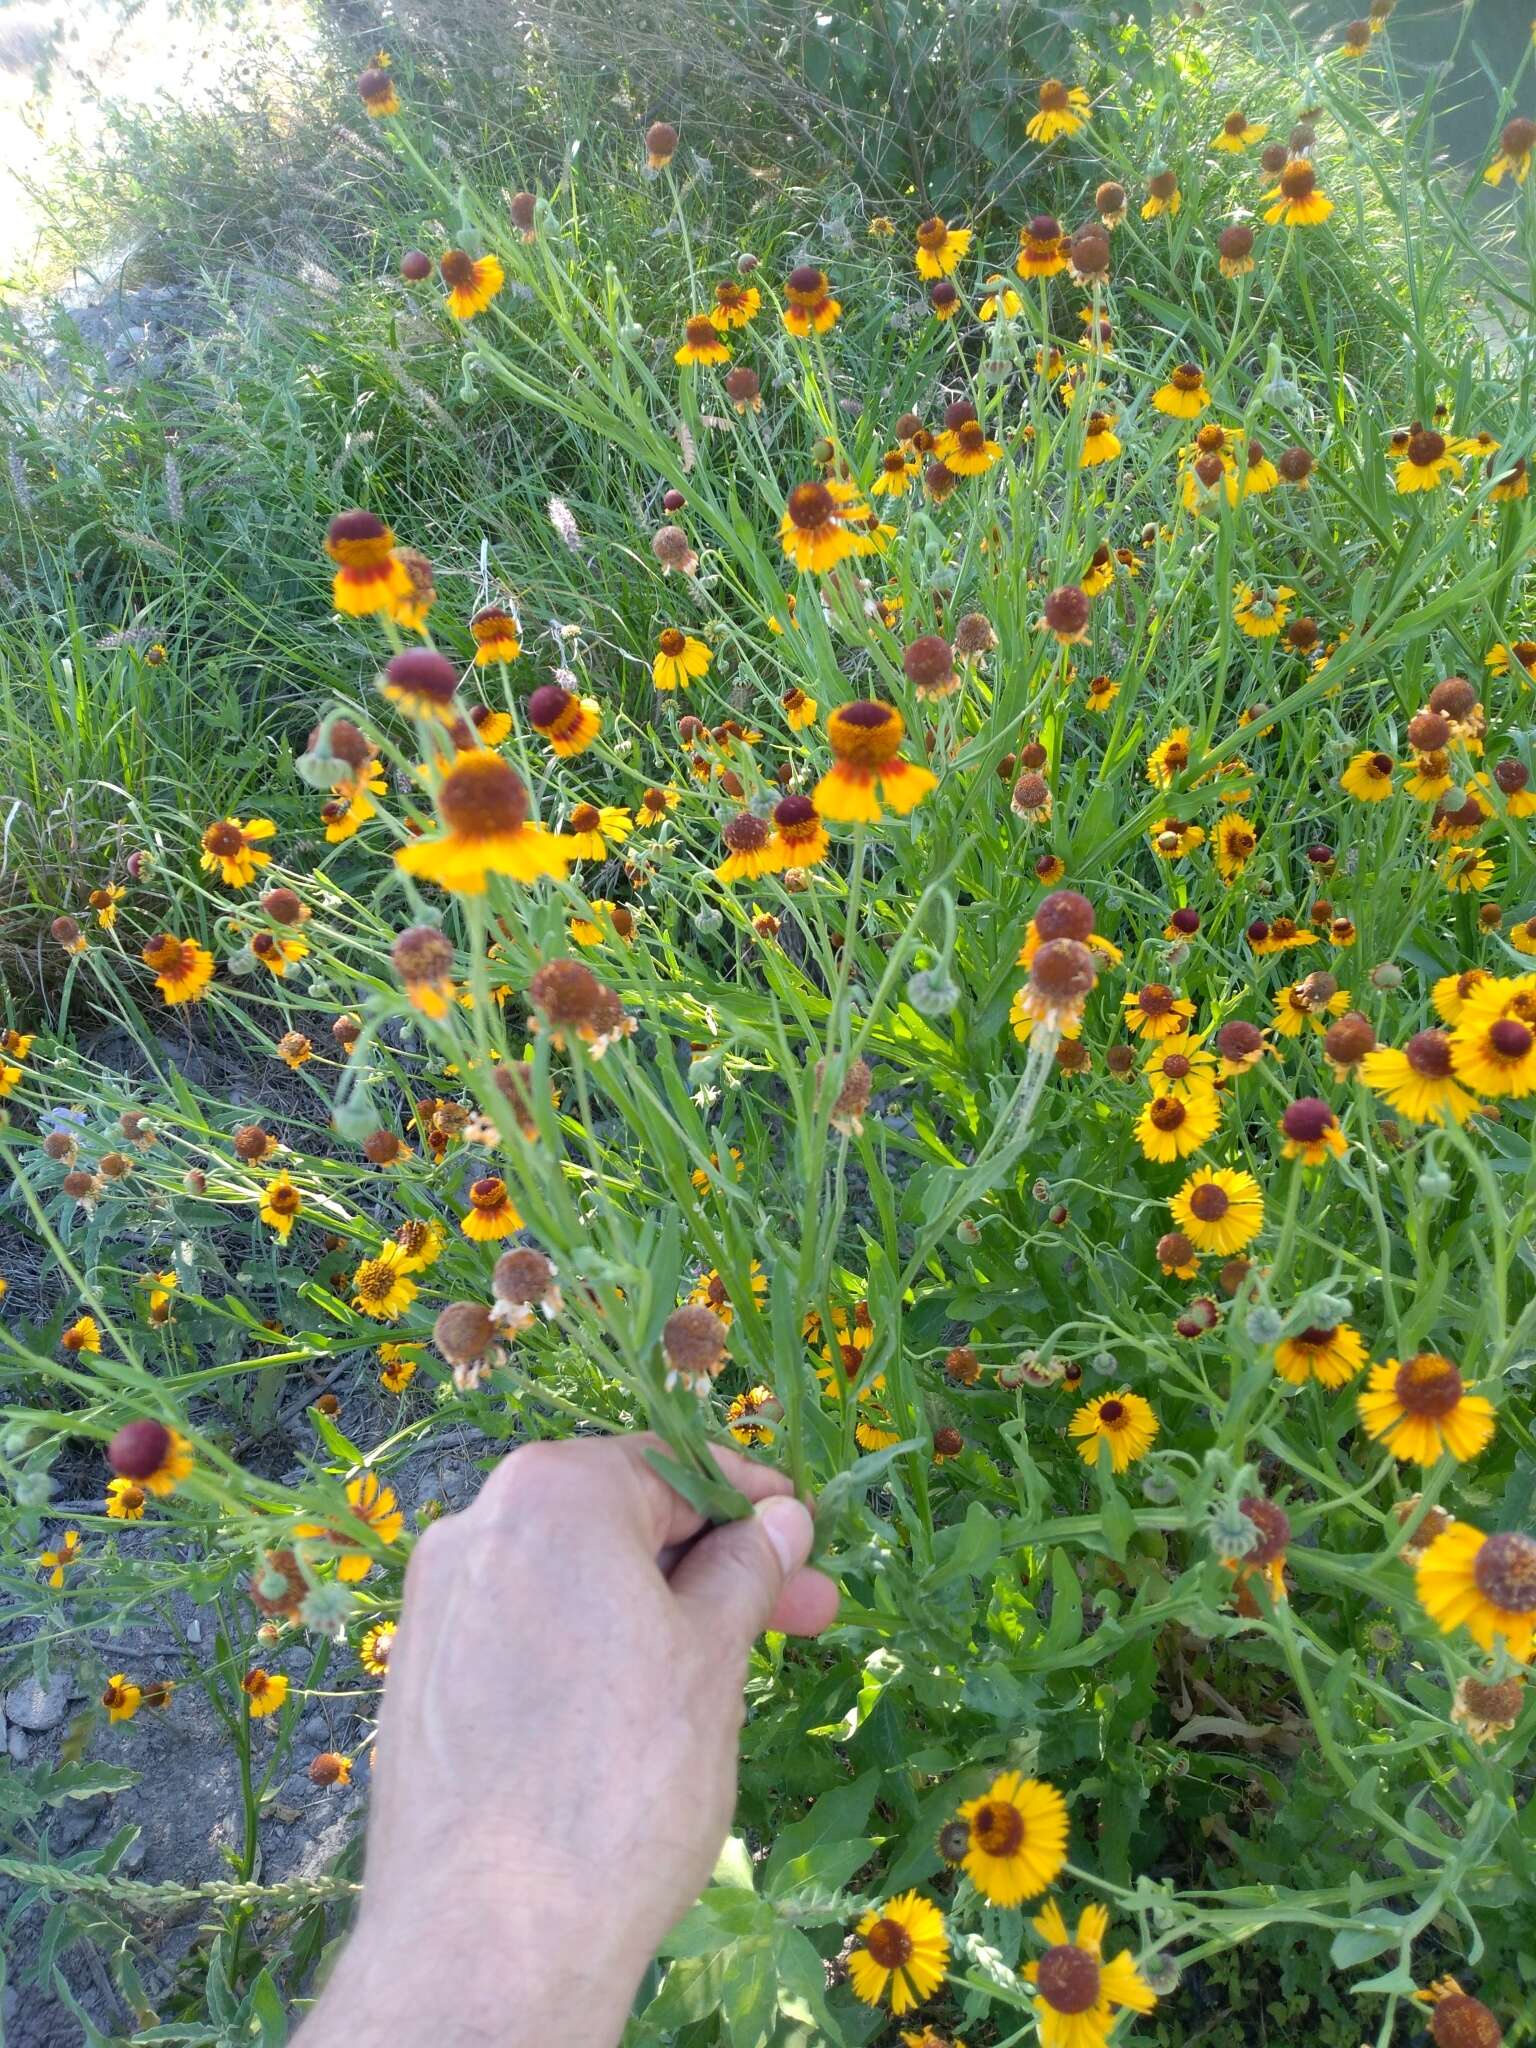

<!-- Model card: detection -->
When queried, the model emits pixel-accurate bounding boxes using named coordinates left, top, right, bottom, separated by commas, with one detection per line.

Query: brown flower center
left=1405, top=1029, right=1453, bottom=1078
left=863, top=1917, right=914, bottom=1970
left=1189, top=1182, right=1230, bottom=1222
left=1149, top=1097, right=1188, bottom=1131
left=1473, top=1530, right=1536, bottom=1614
left=437, top=757, right=531, bottom=836
left=969, top=1799, right=1025, bottom=1856
left=1279, top=160, right=1317, bottom=199
left=440, top=249, right=477, bottom=288
left=829, top=699, right=902, bottom=766
left=787, top=481, right=836, bottom=530
left=1240, top=1497, right=1291, bottom=1565
left=1489, top=1019, right=1533, bottom=1060
left=1407, top=429, right=1447, bottom=467
left=1393, top=1352, right=1463, bottom=1417
left=1037, top=1944, right=1102, bottom=2014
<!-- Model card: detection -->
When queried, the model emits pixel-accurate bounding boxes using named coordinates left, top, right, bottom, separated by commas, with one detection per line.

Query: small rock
left=8, top=1726, right=31, bottom=1763
left=52, top=1795, right=107, bottom=1851
left=5, top=1672, right=71, bottom=1731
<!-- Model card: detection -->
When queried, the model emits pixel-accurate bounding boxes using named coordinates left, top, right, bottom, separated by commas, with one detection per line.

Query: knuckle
left=478, top=1437, right=580, bottom=1517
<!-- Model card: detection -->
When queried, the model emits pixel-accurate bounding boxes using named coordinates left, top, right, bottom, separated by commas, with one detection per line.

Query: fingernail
left=755, top=1494, right=813, bottom=1575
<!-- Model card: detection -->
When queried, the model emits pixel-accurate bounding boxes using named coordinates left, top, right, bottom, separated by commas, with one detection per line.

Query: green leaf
left=925, top=1498, right=1002, bottom=1591
left=776, top=1926, right=843, bottom=2038
left=814, top=1439, right=924, bottom=1532
left=309, top=1407, right=368, bottom=1467
left=764, top=1772, right=880, bottom=1891
left=1041, top=1548, right=1083, bottom=1653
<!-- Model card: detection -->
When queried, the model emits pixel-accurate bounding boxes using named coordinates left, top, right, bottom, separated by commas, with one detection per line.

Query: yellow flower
left=688, top=1261, right=767, bottom=1328
left=710, top=280, right=761, bottom=328
left=470, top=604, right=521, bottom=664
left=1272, top=1322, right=1367, bottom=1387
left=396, top=753, right=574, bottom=896
left=1416, top=1523, right=1536, bottom=1661
left=527, top=682, right=602, bottom=758
left=564, top=804, right=634, bottom=858
left=351, top=1246, right=418, bottom=1321
left=1212, top=110, right=1268, bottom=151
left=1262, top=160, right=1334, bottom=227
left=242, top=1669, right=290, bottom=1718
left=1026, top=80, right=1091, bottom=144
left=1270, top=981, right=1349, bottom=1038
left=1134, top=1089, right=1220, bottom=1162
left=1026, top=1899, right=1157, bottom=2048
left=89, top=883, right=127, bottom=929
left=1213, top=813, right=1259, bottom=882
left=439, top=249, right=504, bottom=320
left=325, top=510, right=412, bottom=617
left=955, top=1773, right=1068, bottom=1905
left=199, top=816, right=276, bottom=888
left=870, top=448, right=921, bottom=496
left=379, top=1343, right=423, bottom=1393
left=1069, top=1391, right=1159, bottom=1472
left=725, top=1385, right=780, bottom=1445
left=815, top=701, right=936, bottom=824
left=779, top=477, right=867, bottom=574
left=1122, top=984, right=1196, bottom=1039
left=461, top=1174, right=522, bottom=1240
left=1448, top=975, right=1536, bottom=1096
left=297, top=1473, right=405, bottom=1583
left=1170, top=1166, right=1264, bottom=1254
left=359, top=1621, right=396, bottom=1675
left=848, top=1892, right=949, bottom=2014
left=37, top=1528, right=82, bottom=1588
left=653, top=628, right=711, bottom=689
left=978, top=275, right=1023, bottom=321
left=1357, top=1355, right=1496, bottom=1465
left=106, top=1477, right=147, bottom=1520
left=102, top=1674, right=142, bottom=1723
left=1341, top=749, right=1396, bottom=801
left=674, top=314, right=731, bottom=366
left=63, top=1315, right=102, bottom=1355
left=1141, top=171, right=1181, bottom=218
left=1080, top=413, right=1121, bottom=466
left=1233, top=583, right=1293, bottom=636
left=1485, top=115, right=1536, bottom=187
left=1141, top=1033, right=1218, bottom=1098
left=782, top=266, right=841, bottom=337
left=259, top=1174, right=303, bottom=1242
left=637, top=784, right=682, bottom=823
left=914, top=216, right=972, bottom=278
left=1396, top=427, right=1462, bottom=494
left=1152, top=364, right=1211, bottom=418
left=1360, top=1033, right=1480, bottom=1125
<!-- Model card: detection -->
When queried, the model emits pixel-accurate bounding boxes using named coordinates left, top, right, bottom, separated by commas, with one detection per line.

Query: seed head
left=662, top=1304, right=728, bottom=1379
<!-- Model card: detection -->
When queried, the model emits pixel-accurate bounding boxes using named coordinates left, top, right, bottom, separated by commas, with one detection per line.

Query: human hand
left=296, top=1433, right=838, bottom=2048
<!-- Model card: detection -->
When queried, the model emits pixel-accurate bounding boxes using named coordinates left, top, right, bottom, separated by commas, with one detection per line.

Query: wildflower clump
left=4, top=11, right=1535, bottom=2043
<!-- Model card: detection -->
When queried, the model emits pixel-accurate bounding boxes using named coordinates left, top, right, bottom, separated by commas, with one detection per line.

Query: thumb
left=669, top=1494, right=815, bottom=1646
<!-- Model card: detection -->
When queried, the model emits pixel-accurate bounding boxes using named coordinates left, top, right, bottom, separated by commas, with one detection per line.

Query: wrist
left=298, top=1885, right=648, bottom=2048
